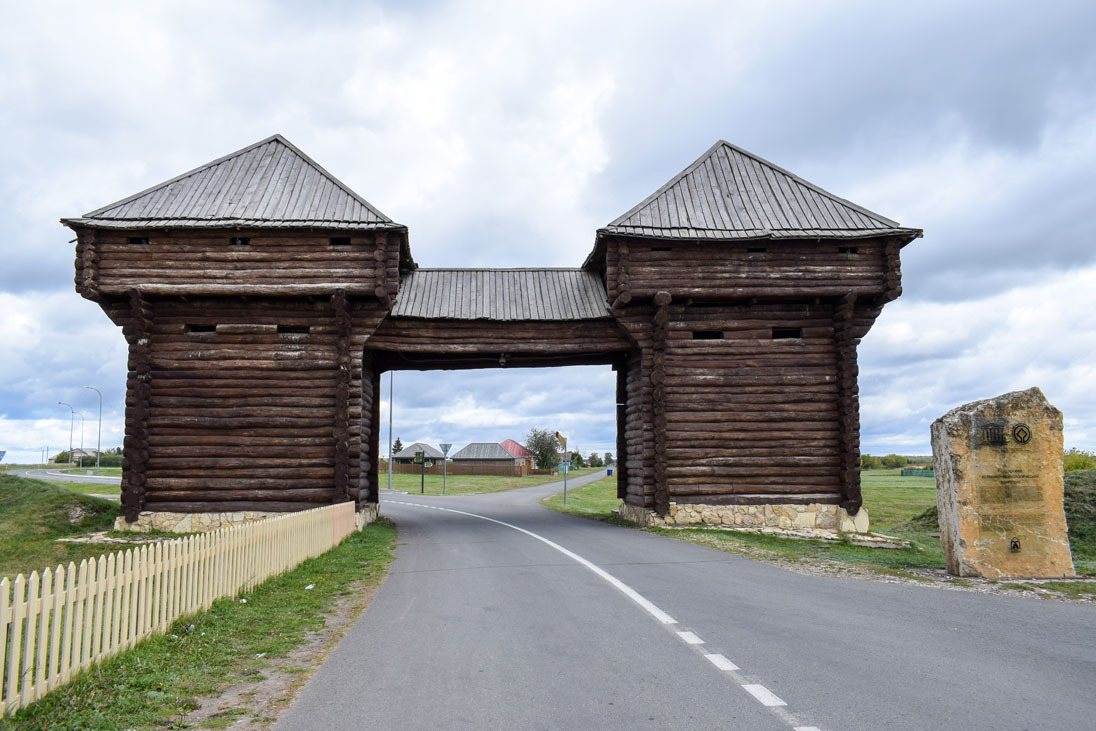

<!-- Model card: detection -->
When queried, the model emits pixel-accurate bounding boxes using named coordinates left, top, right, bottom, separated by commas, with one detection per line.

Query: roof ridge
left=607, top=140, right=725, bottom=227
left=406, top=267, right=592, bottom=273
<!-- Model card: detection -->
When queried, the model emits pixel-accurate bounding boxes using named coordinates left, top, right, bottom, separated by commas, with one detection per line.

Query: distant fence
left=388, top=463, right=528, bottom=477
left=0, top=501, right=356, bottom=716
left=901, top=469, right=935, bottom=477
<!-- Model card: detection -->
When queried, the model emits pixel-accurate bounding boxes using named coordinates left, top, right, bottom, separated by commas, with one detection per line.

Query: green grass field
left=541, top=468, right=1096, bottom=585
left=385, top=467, right=600, bottom=496
left=0, top=475, right=125, bottom=579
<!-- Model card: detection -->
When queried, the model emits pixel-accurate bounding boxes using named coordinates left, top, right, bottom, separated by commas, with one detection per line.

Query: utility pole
left=388, top=373, right=394, bottom=492
left=440, top=443, right=452, bottom=495
left=83, top=386, right=102, bottom=475
left=57, top=402, right=74, bottom=467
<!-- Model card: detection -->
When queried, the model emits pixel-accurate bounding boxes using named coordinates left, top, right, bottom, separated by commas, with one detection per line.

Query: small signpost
left=440, top=443, right=452, bottom=495
left=557, top=431, right=569, bottom=505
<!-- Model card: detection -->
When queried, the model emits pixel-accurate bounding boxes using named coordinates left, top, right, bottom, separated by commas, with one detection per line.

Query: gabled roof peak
left=601, top=140, right=921, bottom=242
left=64, top=134, right=403, bottom=232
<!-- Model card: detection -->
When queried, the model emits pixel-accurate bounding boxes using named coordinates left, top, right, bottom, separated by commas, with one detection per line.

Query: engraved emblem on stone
left=1009, top=538, right=1021, bottom=553
left=1012, top=423, right=1032, bottom=444
left=981, top=423, right=1006, bottom=445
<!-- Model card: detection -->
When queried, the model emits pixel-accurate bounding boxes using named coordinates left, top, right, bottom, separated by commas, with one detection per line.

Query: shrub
left=881, top=454, right=908, bottom=469
left=860, top=454, right=883, bottom=469
left=1064, top=448, right=1096, bottom=473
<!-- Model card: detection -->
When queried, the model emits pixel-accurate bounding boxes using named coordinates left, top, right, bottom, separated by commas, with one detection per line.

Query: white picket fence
left=0, top=501, right=357, bottom=716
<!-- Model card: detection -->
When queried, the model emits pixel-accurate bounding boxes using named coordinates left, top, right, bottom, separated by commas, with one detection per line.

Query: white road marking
left=705, top=653, right=740, bottom=671
left=743, top=684, right=787, bottom=707
left=390, top=499, right=823, bottom=729
left=389, top=501, right=677, bottom=624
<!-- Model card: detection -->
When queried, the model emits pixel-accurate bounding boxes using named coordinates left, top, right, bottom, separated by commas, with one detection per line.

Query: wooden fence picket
left=1, top=502, right=356, bottom=717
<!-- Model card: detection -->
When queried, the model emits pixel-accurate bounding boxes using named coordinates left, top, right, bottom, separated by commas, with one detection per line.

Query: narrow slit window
left=186, top=324, right=216, bottom=334
left=650, top=246, right=671, bottom=252
left=229, top=237, right=250, bottom=246
left=747, top=247, right=767, bottom=253
left=692, top=331, right=724, bottom=340
left=127, top=237, right=148, bottom=246
left=330, top=237, right=351, bottom=246
left=838, top=246, right=859, bottom=254
left=278, top=325, right=310, bottom=335
left=772, top=327, right=802, bottom=340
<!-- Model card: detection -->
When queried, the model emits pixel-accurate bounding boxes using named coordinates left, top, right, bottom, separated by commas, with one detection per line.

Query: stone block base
left=356, top=503, right=380, bottom=530
left=617, top=501, right=870, bottom=534
left=114, top=510, right=279, bottom=533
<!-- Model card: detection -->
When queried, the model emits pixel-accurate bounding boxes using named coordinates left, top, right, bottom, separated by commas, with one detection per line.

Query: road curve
left=277, top=473, right=1095, bottom=731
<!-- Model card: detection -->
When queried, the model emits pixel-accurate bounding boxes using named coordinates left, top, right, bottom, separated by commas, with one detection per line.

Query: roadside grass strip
left=383, top=468, right=601, bottom=497
left=0, top=519, right=396, bottom=730
left=392, top=500, right=822, bottom=729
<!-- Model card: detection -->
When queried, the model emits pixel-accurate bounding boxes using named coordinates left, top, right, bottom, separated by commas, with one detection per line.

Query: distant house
left=450, top=443, right=518, bottom=466
left=392, top=442, right=444, bottom=465
left=499, top=439, right=535, bottom=470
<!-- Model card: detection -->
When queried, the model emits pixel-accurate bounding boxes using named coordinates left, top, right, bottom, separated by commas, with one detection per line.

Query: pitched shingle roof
left=601, top=140, right=921, bottom=242
left=63, top=134, right=403, bottom=231
left=450, top=442, right=515, bottom=460
left=394, top=442, right=444, bottom=459
left=391, top=269, right=610, bottom=321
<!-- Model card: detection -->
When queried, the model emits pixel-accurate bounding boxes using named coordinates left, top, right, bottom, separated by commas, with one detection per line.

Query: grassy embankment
left=59, top=467, right=124, bottom=477
left=543, top=469, right=1096, bottom=596
left=0, top=474, right=397, bottom=729
left=384, top=467, right=600, bottom=496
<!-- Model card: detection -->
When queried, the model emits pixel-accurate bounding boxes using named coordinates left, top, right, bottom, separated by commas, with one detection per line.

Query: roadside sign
left=562, top=460, right=571, bottom=470
left=440, top=443, right=452, bottom=456
left=414, top=450, right=424, bottom=464
left=424, top=460, right=434, bottom=469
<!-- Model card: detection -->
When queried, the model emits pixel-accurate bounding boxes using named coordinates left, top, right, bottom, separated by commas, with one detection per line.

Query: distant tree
left=860, top=454, right=882, bottom=469
left=881, top=454, right=908, bottom=469
left=525, top=428, right=561, bottom=469
left=392, top=437, right=404, bottom=455
left=587, top=453, right=603, bottom=467
left=571, top=451, right=586, bottom=468
left=1065, top=448, right=1096, bottom=472
left=603, top=452, right=615, bottom=466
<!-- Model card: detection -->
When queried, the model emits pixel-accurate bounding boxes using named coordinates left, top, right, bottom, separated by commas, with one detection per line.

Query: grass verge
left=59, top=467, right=124, bottom=478
left=385, top=468, right=600, bottom=496
left=540, top=470, right=1096, bottom=596
left=0, top=475, right=123, bottom=579
left=55, top=481, right=122, bottom=497
left=1, top=518, right=397, bottom=730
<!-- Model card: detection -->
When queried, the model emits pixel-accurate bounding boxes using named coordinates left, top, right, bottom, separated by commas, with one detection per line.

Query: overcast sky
left=2, top=0, right=1095, bottom=464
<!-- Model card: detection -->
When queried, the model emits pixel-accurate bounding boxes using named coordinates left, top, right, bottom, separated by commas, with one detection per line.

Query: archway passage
left=62, top=134, right=921, bottom=531
left=357, top=268, right=637, bottom=508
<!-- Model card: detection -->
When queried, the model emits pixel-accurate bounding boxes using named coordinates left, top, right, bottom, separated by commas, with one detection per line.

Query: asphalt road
left=10, top=467, right=121, bottom=485
left=277, top=472, right=1095, bottom=730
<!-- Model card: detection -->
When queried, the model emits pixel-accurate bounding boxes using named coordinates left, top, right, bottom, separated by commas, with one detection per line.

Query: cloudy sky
left=2, top=0, right=1095, bottom=464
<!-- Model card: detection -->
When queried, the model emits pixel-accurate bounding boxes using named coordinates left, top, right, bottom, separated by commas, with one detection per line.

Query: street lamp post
left=75, top=412, right=85, bottom=468
left=57, top=401, right=74, bottom=468
left=83, top=386, right=102, bottom=475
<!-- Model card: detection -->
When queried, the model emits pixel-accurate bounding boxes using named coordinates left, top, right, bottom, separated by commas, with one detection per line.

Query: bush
left=1064, top=448, right=1096, bottom=473
left=860, top=454, right=883, bottom=469
left=881, top=454, right=908, bottom=469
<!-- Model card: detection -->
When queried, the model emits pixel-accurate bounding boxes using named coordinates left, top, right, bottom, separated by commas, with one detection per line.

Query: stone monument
left=931, top=387, right=1074, bottom=578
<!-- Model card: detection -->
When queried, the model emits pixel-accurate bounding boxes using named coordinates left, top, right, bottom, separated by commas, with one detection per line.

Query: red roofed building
left=500, top=439, right=535, bottom=471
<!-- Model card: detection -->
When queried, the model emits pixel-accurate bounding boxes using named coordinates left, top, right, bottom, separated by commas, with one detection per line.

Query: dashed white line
left=794, top=727, right=822, bottom=731
left=743, top=684, right=787, bottom=707
left=676, top=630, right=704, bottom=645
left=704, top=653, right=740, bottom=671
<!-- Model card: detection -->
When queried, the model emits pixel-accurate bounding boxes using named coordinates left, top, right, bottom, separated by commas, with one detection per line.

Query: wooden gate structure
left=63, top=135, right=920, bottom=530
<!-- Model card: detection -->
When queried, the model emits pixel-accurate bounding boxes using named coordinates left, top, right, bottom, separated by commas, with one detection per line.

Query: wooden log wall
left=834, top=293, right=862, bottom=513
left=88, top=229, right=392, bottom=297
left=606, top=237, right=891, bottom=301
left=114, top=296, right=388, bottom=514
left=646, top=301, right=847, bottom=506
left=120, top=290, right=153, bottom=521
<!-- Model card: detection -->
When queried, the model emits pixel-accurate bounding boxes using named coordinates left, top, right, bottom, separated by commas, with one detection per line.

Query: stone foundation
left=356, top=503, right=380, bottom=530
left=114, top=503, right=381, bottom=534
left=617, top=501, right=870, bottom=533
